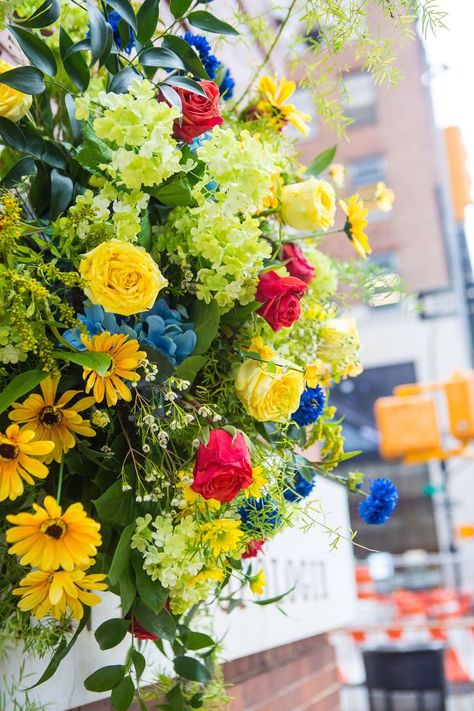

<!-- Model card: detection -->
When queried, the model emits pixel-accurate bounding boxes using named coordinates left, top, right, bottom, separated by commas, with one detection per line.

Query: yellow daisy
left=201, top=519, right=244, bottom=557
left=6, top=495, right=102, bottom=571
left=249, top=569, right=266, bottom=595
left=81, top=331, right=146, bottom=407
left=244, top=467, right=268, bottom=499
left=0, top=424, right=54, bottom=502
left=9, top=377, right=96, bottom=464
left=12, top=567, right=107, bottom=620
left=339, top=195, right=372, bottom=259
left=256, top=75, right=311, bottom=136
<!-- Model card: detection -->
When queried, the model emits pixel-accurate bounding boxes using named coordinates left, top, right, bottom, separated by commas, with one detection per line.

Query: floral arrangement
left=0, top=0, right=400, bottom=708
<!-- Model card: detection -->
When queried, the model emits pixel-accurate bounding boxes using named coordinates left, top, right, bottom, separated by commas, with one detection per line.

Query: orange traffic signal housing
left=443, top=372, right=474, bottom=442
left=374, top=395, right=442, bottom=460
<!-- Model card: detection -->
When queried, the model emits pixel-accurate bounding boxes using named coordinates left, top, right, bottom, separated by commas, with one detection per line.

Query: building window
left=348, top=154, right=386, bottom=190
left=343, top=71, right=376, bottom=125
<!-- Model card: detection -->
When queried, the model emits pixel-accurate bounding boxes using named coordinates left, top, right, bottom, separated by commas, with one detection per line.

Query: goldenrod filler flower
left=6, top=495, right=102, bottom=571
left=9, top=377, right=96, bottom=463
left=79, top=239, right=168, bottom=316
left=281, top=178, right=336, bottom=231
left=82, top=332, right=146, bottom=406
left=13, top=567, right=107, bottom=620
left=0, top=424, right=54, bottom=502
left=201, top=519, right=244, bottom=557
left=374, top=181, right=395, bottom=212
left=0, top=60, right=32, bottom=122
left=339, top=195, right=371, bottom=258
left=249, top=569, right=266, bottom=595
left=256, top=75, right=311, bottom=135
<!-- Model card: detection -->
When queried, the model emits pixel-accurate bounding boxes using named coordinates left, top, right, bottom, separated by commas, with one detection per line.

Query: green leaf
left=134, top=599, right=176, bottom=641
left=174, top=355, right=207, bottom=385
left=166, top=683, right=185, bottom=710
left=95, top=618, right=130, bottom=651
left=94, top=480, right=136, bottom=529
left=111, top=675, right=135, bottom=711
left=84, top=665, right=125, bottom=692
left=170, top=0, right=192, bottom=17
left=132, top=551, right=167, bottom=613
left=108, top=523, right=135, bottom=586
left=137, top=0, right=160, bottom=43
left=18, top=0, right=60, bottom=28
left=140, top=47, right=185, bottom=71
left=253, top=585, right=296, bottom=606
left=162, top=35, right=209, bottom=79
left=75, top=123, right=113, bottom=174
left=8, top=26, right=57, bottom=76
left=0, top=117, right=25, bottom=152
left=152, top=175, right=193, bottom=206
left=65, top=93, right=81, bottom=143
left=108, top=66, right=140, bottom=94
left=191, top=300, right=220, bottom=355
left=174, top=655, right=211, bottom=683
left=306, top=145, right=337, bottom=177
left=51, top=350, right=111, bottom=376
left=0, top=370, right=47, bottom=415
left=131, top=649, right=146, bottom=680
left=60, top=27, right=90, bottom=92
left=49, top=169, right=73, bottom=218
left=165, top=75, right=206, bottom=97
left=106, top=0, right=137, bottom=32
left=88, top=4, right=110, bottom=66
left=187, top=10, right=239, bottom=35
left=159, top=83, right=181, bottom=111
left=27, top=610, right=90, bottom=688
left=119, top=565, right=136, bottom=615
left=0, top=66, right=45, bottom=95
left=185, top=632, right=215, bottom=651
left=1, top=156, right=37, bottom=188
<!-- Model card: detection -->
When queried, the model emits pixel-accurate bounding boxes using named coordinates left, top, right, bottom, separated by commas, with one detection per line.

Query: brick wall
left=70, top=633, right=340, bottom=711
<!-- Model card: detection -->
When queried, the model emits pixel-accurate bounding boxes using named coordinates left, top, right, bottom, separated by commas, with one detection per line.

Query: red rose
left=282, top=243, right=315, bottom=284
left=191, top=429, right=253, bottom=502
left=127, top=617, right=159, bottom=641
left=242, top=540, right=265, bottom=559
left=256, top=270, right=307, bottom=331
left=170, top=80, right=223, bottom=143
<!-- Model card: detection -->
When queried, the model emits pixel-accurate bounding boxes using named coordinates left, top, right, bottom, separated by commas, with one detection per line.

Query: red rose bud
left=171, top=80, right=223, bottom=143
left=282, top=243, right=315, bottom=284
left=256, top=270, right=307, bottom=331
left=242, top=539, right=265, bottom=559
left=127, top=617, right=159, bottom=641
left=191, top=429, right=253, bottom=502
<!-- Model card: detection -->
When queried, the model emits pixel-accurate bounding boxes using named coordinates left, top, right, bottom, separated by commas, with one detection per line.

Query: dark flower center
left=0, top=442, right=19, bottom=461
left=39, top=406, right=63, bottom=428
left=41, top=519, right=67, bottom=539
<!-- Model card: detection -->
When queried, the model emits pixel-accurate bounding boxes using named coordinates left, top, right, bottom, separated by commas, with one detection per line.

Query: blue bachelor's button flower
left=238, top=495, right=282, bottom=535
left=219, top=68, right=235, bottom=101
left=107, top=10, right=135, bottom=54
left=292, top=385, right=326, bottom=427
left=284, top=471, right=316, bottom=502
left=359, top=478, right=399, bottom=525
left=183, top=32, right=220, bottom=80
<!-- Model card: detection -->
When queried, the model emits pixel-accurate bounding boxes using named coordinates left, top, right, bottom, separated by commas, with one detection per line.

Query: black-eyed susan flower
left=6, top=495, right=102, bottom=571
left=12, top=567, right=107, bottom=620
left=81, top=331, right=146, bottom=407
left=256, top=75, right=311, bottom=136
left=339, top=195, right=371, bottom=258
left=0, top=424, right=54, bottom=502
left=9, top=377, right=96, bottom=464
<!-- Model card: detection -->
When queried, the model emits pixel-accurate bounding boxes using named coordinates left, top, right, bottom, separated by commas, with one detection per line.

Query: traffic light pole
left=439, top=459, right=462, bottom=589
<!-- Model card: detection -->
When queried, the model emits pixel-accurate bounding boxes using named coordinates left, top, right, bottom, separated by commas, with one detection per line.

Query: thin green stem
left=233, top=0, right=299, bottom=110
left=57, top=459, right=64, bottom=503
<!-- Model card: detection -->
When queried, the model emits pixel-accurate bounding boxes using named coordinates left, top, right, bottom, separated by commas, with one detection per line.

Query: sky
left=424, top=0, right=474, bottom=237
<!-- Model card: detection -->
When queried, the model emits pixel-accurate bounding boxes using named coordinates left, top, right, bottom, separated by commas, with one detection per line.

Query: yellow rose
left=0, top=60, right=32, bottom=122
left=79, top=239, right=168, bottom=316
left=281, top=177, right=335, bottom=231
left=235, top=357, right=304, bottom=423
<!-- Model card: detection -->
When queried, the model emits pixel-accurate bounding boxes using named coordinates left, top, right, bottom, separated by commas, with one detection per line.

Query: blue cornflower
left=64, top=300, right=196, bottom=366
left=219, top=68, right=235, bottom=101
left=107, top=10, right=135, bottom=54
left=359, top=478, right=399, bottom=525
left=284, top=471, right=316, bottom=502
left=239, top=495, right=282, bottom=534
left=183, top=32, right=220, bottom=79
left=292, top=385, right=326, bottom=427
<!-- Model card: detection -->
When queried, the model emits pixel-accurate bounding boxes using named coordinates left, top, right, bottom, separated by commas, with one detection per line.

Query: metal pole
left=439, top=459, right=462, bottom=588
